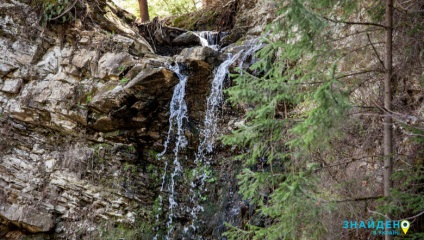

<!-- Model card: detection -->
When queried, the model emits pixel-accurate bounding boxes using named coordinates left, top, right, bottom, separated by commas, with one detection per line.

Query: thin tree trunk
left=202, top=0, right=212, bottom=8
left=384, top=0, right=393, bottom=239
left=138, top=0, right=150, bottom=22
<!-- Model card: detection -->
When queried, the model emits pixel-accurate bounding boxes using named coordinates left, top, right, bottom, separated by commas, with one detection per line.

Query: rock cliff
left=0, top=0, right=267, bottom=239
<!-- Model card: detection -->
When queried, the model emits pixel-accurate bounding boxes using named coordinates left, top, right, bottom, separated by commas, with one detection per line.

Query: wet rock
left=172, top=31, right=202, bottom=46
left=0, top=0, right=268, bottom=238
left=179, top=46, right=223, bottom=65
left=0, top=0, right=162, bottom=237
left=220, top=28, right=245, bottom=47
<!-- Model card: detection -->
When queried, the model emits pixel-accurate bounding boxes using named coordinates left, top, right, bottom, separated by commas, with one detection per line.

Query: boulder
left=95, top=52, right=134, bottom=80
left=178, top=46, right=223, bottom=65
left=89, top=67, right=179, bottom=132
left=172, top=31, right=202, bottom=46
left=0, top=204, right=54, bottom=233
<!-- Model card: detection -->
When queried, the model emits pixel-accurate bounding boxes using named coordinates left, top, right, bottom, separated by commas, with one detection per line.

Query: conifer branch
left=301, top=188, right=382, bottom=204
left=336, top=69, right=383, bottom=80
left=368, top=209, right=392, bottom=220
left=366, top=33, right=385, bottom=69
left=395, top=0, right=424, bottom=13
left=401, top=210, right=424, bottom=220
left=327, top=28, right=383, bottom=43
left=333, top=196, right=382, bottom=203
left=368, top=209, right=424, bottom=221
left=321, top=16, right=387, bottom=28
left=316, top=155, right=380, bottom=169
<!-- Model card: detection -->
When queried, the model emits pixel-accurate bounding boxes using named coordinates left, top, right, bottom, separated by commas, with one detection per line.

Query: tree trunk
left=202, top=0, right=212, bottom=8
left=384, top=0, right=393, bottom=239
left=138, top=0, right=149, bottom=22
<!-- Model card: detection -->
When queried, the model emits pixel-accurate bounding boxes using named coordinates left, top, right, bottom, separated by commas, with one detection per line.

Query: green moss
left=148, top=150, right=159, bottom=160
left=171, top=9, right=221, bottom=31
left=104, top=130, right=120, bottom=138
left=147, top=163, right=162, bottom=186
left=98, top=223, right=141, bottom=240
left=85, top=93, right=92, bottom=103
left=123, top=162, right=137, bottom=174
left=120, top=77, right=129, bottom=84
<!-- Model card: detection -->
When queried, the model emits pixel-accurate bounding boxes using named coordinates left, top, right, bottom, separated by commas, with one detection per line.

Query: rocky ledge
left=0, top=0, right=231, bottom=239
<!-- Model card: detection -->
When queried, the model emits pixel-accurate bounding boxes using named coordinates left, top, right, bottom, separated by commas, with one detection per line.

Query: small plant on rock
left=42, top=0, right=76, bottom=23
left=120, top=77, right=129, bottom=84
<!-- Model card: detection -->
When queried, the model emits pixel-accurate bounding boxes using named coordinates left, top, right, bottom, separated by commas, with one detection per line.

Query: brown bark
left=202, top=0, right=213, bottom=7
left=138, top=0, right=150, bottom=22
left=384, top=0, right=393, bottom=239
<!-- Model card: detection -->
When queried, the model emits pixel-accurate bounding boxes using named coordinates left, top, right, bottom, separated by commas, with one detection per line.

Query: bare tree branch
left=368, top=209, right=424, bottom=221
left=321, top=16, right=387, bottom=28
left=367, top=33, right=385, bottom=69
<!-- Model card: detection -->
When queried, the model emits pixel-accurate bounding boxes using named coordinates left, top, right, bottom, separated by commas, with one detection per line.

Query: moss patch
left=166, top=2, right=237, bottom=31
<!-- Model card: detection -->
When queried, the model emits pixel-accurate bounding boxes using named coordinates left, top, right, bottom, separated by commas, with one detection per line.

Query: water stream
left=238, top=39, right=263, bottom=73
left=188, top=37, right=266, bottom=236
left=198, top=51, right=243, bottom=155
left=154, top=63, right=189, bottom=240
left=186, top=51, right=243, bottom=235
left=194, top=31, right=226, bottom=50
left=155, top=35, right=262, bottom=239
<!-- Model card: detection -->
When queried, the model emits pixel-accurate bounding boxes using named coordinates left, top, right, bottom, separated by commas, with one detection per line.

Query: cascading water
left=194, top=32, right=210, bottom=47
left=155, top=37, right=263, bottom=239
left=154, top=63, right=189, bottom=240
left=198, top=51, right=243, bottom=154
left=186, top=38, right=265, bottom=236
left=194, top=31, right=227, bottom=50
left=186, top=51, right=243, bottom=235
left=238, top=39, right=263, bottom=73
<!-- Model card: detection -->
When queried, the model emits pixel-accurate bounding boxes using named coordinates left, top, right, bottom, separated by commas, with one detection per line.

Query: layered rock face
left=0, top=0, right=226, bottom=239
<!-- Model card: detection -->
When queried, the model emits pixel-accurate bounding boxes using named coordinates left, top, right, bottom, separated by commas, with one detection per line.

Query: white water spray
left=154, top=38, right=263, bottom=239
left=187, top=51, right=243, bottom=235
left=199, top=51, right=243, bottom=154
left=187, top=40, right=263, bottom=234
left=194, top=31, right=223, bottom=50
left=238, top=39, right=263, bottom=73
left=154, top=63, right=189, bottom=240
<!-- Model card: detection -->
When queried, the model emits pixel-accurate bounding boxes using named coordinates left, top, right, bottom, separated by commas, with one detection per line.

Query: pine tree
left=223, top=0, right=423, bottom=238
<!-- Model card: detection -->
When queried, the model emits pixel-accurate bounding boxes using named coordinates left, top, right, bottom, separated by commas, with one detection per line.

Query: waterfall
left=199, top=51, right=243, bottom=155
left=154, top=63, right=189, bottom=240
left=194, top=31, right=226, bottom=50
left=194, top=32, right=210, bottom=47
left=238, top=39, right=263, bottom=73
left=187, top=40, right=263, bottom=235
left=187, top=51, right=243, bottom=235
left=155, top=38, right=263, bottom=239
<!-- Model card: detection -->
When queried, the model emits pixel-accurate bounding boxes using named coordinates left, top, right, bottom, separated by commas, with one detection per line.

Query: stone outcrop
left=0, top=0, right=219, bottom=239
left=0, top=0, right=269, bottom=239
left=172, top=31, right=202, bottom=46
